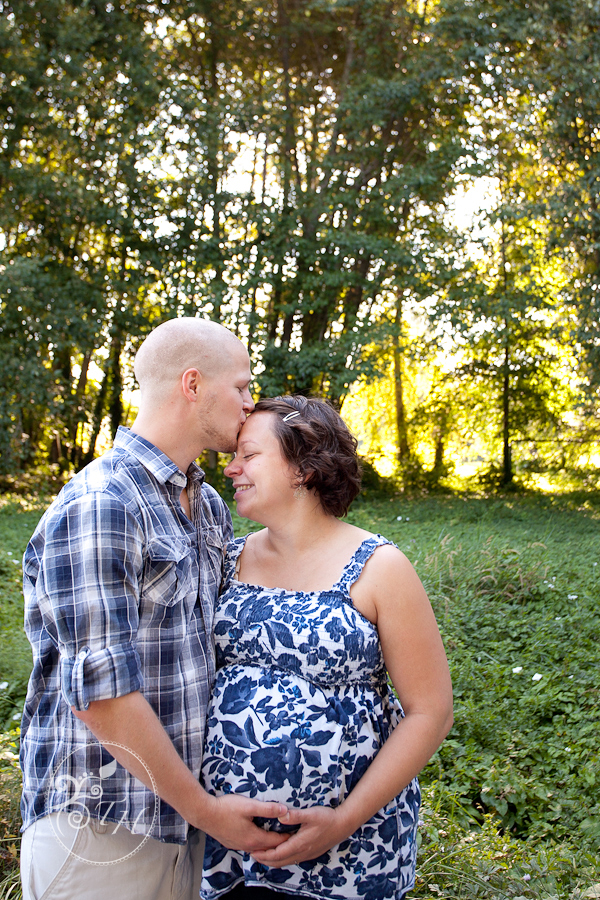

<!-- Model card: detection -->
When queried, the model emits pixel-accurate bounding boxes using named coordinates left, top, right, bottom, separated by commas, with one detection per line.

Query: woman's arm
left=252, top=544, right=453, bottom=867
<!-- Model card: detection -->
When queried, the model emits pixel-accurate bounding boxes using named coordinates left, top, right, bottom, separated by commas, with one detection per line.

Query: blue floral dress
left=200, top=534, right=421, bottom=900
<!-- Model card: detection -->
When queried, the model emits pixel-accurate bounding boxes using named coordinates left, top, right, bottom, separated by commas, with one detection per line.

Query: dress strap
left=331, top=534, right=394, bottom=595
left=222, top=536, right=247, bottom=589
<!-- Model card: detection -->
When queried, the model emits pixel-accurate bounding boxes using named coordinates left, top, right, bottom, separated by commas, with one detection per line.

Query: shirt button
left=78, top=650, right=88, bottom=659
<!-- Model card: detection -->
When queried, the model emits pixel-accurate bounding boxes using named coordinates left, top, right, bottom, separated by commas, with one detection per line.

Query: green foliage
left=0, top=0, right=173, bottom=472
left=346, top=491, right=600, bottom=851
left=0, top=489, right=599, bottom=896
left=413, top=786, right=598, bottom=899
left=0, top=730, right=21, bottom=895
left=4, top=0, right=597, bottom=482
left=528, top=1, right=600, bottom=407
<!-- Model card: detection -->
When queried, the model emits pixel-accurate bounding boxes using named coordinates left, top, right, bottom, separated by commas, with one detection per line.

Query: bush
left=0, top=730, right=21, bottom=898
left=414, top=783, right=598, bottom=899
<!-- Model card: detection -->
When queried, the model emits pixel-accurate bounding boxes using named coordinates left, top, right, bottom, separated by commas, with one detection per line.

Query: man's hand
left=202, top=794, right=290, bottom=853
left=251, top=806, right=348, bottom=868
left=73, top=693, right=291, bottom=852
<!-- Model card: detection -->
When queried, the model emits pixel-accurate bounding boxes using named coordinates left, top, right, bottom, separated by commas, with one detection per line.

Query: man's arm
left=73, top=691, right=289, bottom=852
left=44, top=487, right=284, bottom=851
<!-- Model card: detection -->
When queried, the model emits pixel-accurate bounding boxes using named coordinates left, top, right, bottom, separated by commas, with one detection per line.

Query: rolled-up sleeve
left=61, top=643, right=143, bottom=711
left=32, top=492, right=146, bottom=711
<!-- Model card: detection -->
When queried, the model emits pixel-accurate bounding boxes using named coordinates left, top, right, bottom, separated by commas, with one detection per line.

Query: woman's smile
left=233, top=483, right=253, bottom=498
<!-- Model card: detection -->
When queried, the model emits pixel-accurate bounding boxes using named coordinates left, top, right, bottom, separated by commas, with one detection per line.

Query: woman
left=200, top=397, right=453, bottom=900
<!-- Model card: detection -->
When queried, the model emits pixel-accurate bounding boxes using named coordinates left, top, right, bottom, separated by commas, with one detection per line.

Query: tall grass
left=0, top=488, right=599, bottom=898
left=0, top=732, right=21, bottom=899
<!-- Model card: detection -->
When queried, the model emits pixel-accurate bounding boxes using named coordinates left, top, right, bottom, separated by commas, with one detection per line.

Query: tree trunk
left=393, top=299, right=410, bottom=463
left=502, top=336, right=512, bottom=486
left=108, top=335, right=123, bottom=440
left=500, top=217, right=513, bottom=487
left=81, top=368, right=110, bottom=468
left=71, top=350, right=92, bottom=467
left=206, top=2, right=225, bottom=321
left=433, top=433, right=444, bottom=474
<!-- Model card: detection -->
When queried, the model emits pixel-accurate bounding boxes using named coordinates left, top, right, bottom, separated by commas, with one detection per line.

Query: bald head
left=134, top=318, right=244, bottom=402
left=130, top=317, right=253, bottom=466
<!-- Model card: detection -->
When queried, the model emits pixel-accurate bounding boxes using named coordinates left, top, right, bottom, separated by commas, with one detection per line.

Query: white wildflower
left=532, top=673, right=543, bottom=682
left=512, top=666, right=523, bottom=674
left=0, top=682, right=8, bottom=690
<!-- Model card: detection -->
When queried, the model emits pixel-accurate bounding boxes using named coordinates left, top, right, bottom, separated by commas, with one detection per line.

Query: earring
left=294, top=484, right=307, bottom=500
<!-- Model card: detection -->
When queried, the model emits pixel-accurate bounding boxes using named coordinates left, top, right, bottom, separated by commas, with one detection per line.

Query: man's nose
left=243, top=389, right=255, bottom=413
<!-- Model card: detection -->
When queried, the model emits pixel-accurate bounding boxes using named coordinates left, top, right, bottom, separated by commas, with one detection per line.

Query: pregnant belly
left=201, top=665, right=367, bottom=814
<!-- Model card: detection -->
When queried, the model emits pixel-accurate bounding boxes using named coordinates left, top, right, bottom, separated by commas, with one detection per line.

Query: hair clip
left=282, top=411, right=301, bottom=422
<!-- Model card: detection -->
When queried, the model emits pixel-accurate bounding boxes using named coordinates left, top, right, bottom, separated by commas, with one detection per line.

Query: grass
left=0, top=731, right=20, bottom=895
left=346, top=492, right=600, bottom=839
left=0, top=496, right=48, bottom=732
left=1, top=487, right=599, bottom=898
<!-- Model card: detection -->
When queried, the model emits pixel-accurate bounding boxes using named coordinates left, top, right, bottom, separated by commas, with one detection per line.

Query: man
left=20, top=318, right=288, bottom=900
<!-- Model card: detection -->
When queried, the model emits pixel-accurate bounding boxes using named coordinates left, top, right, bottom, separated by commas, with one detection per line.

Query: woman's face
left=224, top=412, right=298, bottom=524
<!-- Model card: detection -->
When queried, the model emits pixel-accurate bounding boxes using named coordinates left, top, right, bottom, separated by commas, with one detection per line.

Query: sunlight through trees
left=1, top=0, right=599, bottom=486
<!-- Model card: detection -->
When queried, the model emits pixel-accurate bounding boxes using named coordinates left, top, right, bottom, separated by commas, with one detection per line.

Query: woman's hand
left=251, top=805, right=350, bottom=868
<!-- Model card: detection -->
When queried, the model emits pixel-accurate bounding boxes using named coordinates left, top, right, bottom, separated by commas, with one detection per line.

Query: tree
left=1, top=0, right=595, bottom=484
left=527, top=0, right=600, bottom=442
left=149, top=0, right=477, bottom=406
left=243, top=0, right=473, bottom=405
left=439, top=163, right=575, bottom=486
left=0, top=0, right=169, bottom=471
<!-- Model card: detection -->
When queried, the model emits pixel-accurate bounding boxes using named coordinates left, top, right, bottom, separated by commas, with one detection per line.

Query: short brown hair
left=253, top=396, right=362, bottom=518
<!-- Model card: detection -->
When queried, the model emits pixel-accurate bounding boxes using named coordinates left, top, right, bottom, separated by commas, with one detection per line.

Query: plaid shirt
left=20, top=427, right=233, bottom=843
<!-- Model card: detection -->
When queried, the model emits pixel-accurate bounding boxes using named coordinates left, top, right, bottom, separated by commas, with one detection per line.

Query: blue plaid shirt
left=20, top=427, right=233, bottom=843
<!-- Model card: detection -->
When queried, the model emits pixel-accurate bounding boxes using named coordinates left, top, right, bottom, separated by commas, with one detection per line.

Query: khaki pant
left=20, top=813, right=205, bottom=900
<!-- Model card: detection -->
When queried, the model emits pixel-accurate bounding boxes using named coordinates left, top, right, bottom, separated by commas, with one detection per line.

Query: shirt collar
left=113, top=426, right=205, bottom=488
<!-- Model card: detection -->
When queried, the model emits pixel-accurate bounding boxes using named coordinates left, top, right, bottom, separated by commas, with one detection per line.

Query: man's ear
left=181, top=367, right=202, bottom=401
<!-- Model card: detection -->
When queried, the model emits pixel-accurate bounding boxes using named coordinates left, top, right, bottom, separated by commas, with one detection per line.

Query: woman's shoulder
left=338, top=523, right=400, bottom=559
left=332, top=525, right=404, bottom=591
left=339, top=525, right=422, bottom=589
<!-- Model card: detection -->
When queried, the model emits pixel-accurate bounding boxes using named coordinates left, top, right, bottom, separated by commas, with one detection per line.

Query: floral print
left=200, top=534, right=420, bottom=900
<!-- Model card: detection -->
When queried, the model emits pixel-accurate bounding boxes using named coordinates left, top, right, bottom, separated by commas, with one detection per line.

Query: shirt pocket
left=141, top=537, right=196, bottom=607
left=201, top=526, right=227, bottom=591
